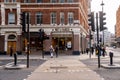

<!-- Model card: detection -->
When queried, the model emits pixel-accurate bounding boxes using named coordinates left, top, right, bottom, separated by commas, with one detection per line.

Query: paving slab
left=26, top=58, right=103, bottom=80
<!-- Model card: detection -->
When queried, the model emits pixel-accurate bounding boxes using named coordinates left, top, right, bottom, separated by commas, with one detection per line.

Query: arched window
left=8, top=34, right=16, bottom=40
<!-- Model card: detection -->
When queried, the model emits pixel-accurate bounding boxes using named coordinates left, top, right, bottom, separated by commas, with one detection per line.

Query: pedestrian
left=91, top=47, right=94, bottom=55
left=55, top=45, right=58, bottom=57
left=86, top=48, right=89, bottom=55
left=50, top=45, right=54, bottom=58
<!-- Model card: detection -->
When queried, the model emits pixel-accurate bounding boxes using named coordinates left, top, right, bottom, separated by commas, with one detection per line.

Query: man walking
left=55, top=45, right=58, bottom=57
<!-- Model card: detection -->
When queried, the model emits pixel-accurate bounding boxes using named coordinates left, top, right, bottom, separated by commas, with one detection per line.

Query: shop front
left=51, top=31, right=73, bottom=54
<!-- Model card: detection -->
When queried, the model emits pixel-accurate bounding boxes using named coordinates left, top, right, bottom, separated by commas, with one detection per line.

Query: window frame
left=68, top=12, right=74, bottom=24
left=67, top=0, right=73, bottom=3
left=36, top=0, right=42, bottom=3
left=36, top=12, right=43, bottom=25
left=59, top=0, right=65, bottom=3
left=60, top=12, right=65, bottom=25
left=8, top=13, right=15, bottom=24
left=51, top=12, right=57, bottom=24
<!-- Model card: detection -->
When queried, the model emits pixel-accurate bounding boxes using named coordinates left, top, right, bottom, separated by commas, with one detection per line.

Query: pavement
left=24, top=55, right=104, bottom=80
left=1, top=47, right=120, bottom=80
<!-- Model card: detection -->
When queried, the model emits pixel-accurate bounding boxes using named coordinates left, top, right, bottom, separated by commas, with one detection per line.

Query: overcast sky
left=91, top=0, right=120, bottom=34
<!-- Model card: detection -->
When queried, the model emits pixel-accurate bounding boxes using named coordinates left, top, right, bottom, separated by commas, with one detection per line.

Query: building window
left=59, top=0, right=65, bottom=3
left=36, top=12, right=43, bottom=25
left=12, top=0, right=16, bottom=2
left=60, top=12, right=64, bottom=25
left=4, top=0, right=9, bottom=2
left=68, top=12, right=74, bottom=24
left=8, top=13, right=15, bottom=24
left=51, top=12, right=57, bottom=24
left=67, top=0, right=73, bottom=3
left=24, top=0, right=31, bottom=3
left=51, top=0, right=57, bottom=3
left=36, top=0, right=42, bottom=3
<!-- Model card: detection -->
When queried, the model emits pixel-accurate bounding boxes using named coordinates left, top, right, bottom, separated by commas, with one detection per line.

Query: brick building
left=116, top=6, right=120, bottom=47
left=0, top=0, right=90, bottom=55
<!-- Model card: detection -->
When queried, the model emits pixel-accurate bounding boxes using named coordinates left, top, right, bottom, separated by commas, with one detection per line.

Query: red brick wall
left=20, top=9, right=79, bottom=25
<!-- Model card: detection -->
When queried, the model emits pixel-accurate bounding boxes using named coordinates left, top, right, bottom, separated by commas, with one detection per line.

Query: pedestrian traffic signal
left=43, top=33, right=49, bottom=40
left=90, top=35, right=93, bottom=39
left=99, top=11, right=106, bottom=31
left=39, top=29, right=44, bottom=41
left=88, top=12, right=95, bottom=32
left=20, top=12, right=26, bottom=32
left=39, top=29, right=49, bottom=41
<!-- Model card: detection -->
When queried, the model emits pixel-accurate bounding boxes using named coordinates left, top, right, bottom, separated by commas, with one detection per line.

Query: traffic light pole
left=89, top=29, right=91, bottom=58
left=101, top=0, right=105, bottom=46
left=96, top=13, right=101, bottom=68
left=41, top=40, right=44, bottom=58
left=27, top=13, right=30, bottom=68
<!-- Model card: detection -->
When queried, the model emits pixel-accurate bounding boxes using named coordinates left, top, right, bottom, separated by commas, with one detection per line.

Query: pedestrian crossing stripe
left=43, top=69, right=92, bottom=72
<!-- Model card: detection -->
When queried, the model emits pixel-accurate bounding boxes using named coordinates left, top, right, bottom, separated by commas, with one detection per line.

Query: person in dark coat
left=55, top=45, right=59, bottom=57
left=91, top=47, right=94, bottom=55
left=86, top=48, right=89, bottom=55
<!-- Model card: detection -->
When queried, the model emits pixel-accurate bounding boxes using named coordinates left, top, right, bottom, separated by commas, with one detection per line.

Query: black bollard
left=109, top=52, right=113, bottom=65
left=14, top=53, right=17, bottom=66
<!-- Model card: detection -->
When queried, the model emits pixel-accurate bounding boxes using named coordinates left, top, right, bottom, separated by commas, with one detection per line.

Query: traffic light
left=88, top=12, right=95, bottom=32
left=39, top=29, right=49, bottom=41
left=43, top=33, right=49, bottom=40
left=39, top=29, right=44, bottom=41
left=20, top=12, right=26, bottom=32
left=99, top=11, right=106, bottom=31
left=90, top=35, right=93, bottom=39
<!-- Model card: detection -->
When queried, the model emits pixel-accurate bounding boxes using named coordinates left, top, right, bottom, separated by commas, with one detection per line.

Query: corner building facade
left=116, top=6, right=120, bottom=47
left=0, top=0, right=90, bottom=55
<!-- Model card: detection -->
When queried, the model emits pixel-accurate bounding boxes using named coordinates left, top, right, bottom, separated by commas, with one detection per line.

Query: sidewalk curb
left=101, top=64, right=120, bottom=69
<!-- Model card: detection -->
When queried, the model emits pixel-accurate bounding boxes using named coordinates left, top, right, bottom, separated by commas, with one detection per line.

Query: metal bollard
left=14, top=53, right=17, bottom=66
left=109, top=52, right=113, bottom=65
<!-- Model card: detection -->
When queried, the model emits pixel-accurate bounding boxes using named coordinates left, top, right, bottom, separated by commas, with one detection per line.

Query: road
left=80, top=47, right=120, bottom=80
left=0, top=59, right=46, bottom=80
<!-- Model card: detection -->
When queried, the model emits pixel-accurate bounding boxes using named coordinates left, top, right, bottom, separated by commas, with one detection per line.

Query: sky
left=91, top=0, right=120, bottom=34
